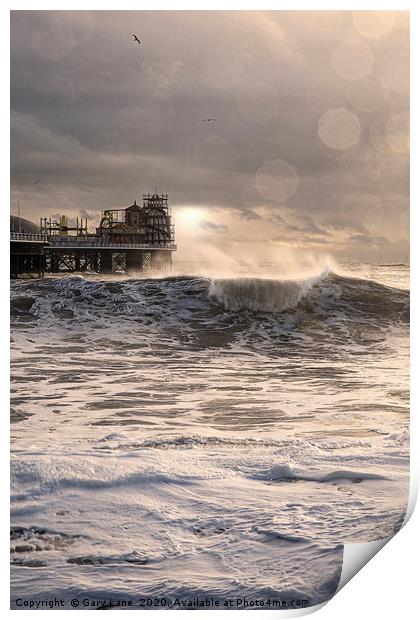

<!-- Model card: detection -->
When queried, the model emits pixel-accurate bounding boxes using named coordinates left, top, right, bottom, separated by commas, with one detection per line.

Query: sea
left=10, top=260, right=410, bottom=609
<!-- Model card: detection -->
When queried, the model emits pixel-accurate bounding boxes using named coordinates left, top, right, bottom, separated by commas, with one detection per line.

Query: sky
left=10, top=10, right=409, bottom=262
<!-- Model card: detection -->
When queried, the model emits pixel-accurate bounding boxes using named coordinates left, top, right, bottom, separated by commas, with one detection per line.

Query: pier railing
left=48, top=238, right=177, bottom=250
left=11, top=232, right=49, bottom=243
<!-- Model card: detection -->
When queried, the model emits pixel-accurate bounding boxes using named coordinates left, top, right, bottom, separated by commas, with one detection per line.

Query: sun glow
left=175, top=207, right=206, bottom=225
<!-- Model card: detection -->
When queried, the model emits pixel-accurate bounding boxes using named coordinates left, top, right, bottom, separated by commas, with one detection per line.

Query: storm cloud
left=11, top=10, right=409, bottom=260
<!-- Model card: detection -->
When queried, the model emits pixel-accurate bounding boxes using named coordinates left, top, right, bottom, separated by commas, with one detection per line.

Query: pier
left=10, top=193, right=177, bottom=278
left=10, top=232, right=49, bottom=279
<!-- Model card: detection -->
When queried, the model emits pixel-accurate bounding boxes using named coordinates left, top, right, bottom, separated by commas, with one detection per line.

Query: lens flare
left=352, top=11, right=396, bottom=39
left=318, top=107, right=361, bottom=151
left=331, top=38, right=374, bottom=80
left=256, top=159, right=299, bottom=202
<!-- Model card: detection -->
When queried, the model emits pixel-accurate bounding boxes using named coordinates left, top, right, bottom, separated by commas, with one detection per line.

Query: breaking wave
left=10, top=270, right=409, bottom=355
left=208, top=271, right=325, bottom=313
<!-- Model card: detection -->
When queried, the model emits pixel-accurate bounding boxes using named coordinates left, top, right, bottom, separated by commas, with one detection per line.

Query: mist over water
left=10, top=257, right=409, bottom=608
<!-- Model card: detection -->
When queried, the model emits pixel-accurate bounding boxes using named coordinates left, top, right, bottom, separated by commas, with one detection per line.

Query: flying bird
left=202, top=118, right=215, bottom=122
left=132, top=34, right=141, bottom=45
left=32, top=179, right=40, bottom=185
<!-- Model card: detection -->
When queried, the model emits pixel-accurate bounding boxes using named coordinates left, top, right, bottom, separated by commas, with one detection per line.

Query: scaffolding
left=40, top=215, right=88, bottom=237
left=39, top=193, right=176, bottom=275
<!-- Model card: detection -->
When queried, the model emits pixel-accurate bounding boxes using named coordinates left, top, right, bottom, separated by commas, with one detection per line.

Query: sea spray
left=208, top=269, right=329, bottom=313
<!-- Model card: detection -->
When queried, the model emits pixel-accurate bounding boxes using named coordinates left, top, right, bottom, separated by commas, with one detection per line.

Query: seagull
left=32, top=179, right=40, bottom=185
left=132, top=34, right=141, bottom=45
left=202, top=118, right=215, bottom=122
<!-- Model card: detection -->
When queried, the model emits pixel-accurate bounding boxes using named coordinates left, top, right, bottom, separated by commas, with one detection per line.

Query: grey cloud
left=349, top=233, right=390, bottom=246
left=199, top=220, right=228, bottom=232
left=240, top=209, right=262, bottom=221
left=10, top=10, right=409, bottom=260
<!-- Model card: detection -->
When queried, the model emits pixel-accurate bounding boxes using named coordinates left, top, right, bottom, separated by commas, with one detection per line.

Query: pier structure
left=10, top=232, right=49, bottom=279
left=10, top=216, right=49, bottom=278
left=43, top=239, right=175, bottom=274
left=11, top=193, right=176, bottom=278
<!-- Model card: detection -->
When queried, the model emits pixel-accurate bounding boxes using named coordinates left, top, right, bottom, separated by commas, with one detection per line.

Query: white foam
left=208, top=270, right=329, bottom=313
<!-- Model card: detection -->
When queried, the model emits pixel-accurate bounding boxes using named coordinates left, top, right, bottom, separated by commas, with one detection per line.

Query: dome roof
left=10, top=215, right=40, bottom=234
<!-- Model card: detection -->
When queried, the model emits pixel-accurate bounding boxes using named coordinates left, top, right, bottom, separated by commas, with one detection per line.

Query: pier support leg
left=100, top=251, right=113, bottom=274
left=51, top=252, right=59, bottom=272
left=126, top=250, right=143, bottom=274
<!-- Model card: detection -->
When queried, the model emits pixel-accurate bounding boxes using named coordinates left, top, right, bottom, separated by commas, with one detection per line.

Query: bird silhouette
left=202, top=118, right=215, bottom=122
left=132, top=34, right=141, bottom=45
left=32, top=179, right=40, bottom=185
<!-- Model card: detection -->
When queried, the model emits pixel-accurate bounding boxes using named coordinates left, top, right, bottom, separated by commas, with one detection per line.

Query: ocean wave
left=10, top=272, right=409, bottom=354
left=105, top=435, right=282, bottom=450
left=66, top=550, right=162, bottom=566
left=258, top=464, right=389, bottom=483
left=208, top=270, right=326, bottom=313
left=11, top=272, right=409, bottom=318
